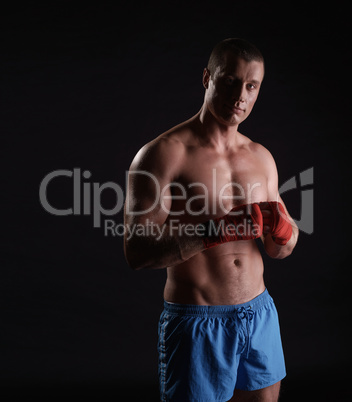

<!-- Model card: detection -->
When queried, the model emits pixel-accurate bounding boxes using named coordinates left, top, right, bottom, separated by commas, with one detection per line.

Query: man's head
left=207, top=38, right=264, bottom=76
left=203, top=38, right=265, bottom=127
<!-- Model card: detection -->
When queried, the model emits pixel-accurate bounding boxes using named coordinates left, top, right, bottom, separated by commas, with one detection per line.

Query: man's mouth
left=226, top=104, right=245, bottom=114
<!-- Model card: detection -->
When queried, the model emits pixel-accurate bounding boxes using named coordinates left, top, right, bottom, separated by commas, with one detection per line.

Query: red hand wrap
left=262, top=201, right=292, bottom=245
left=202, top=203, right=263, bottom=249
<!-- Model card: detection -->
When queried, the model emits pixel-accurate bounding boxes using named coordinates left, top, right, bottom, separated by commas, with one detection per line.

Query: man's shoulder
left=243, top=136, right=275, bottom=163
left=238, top=133, right=277, bottom=175
left=130, top=121, right=193, bottom=172
left=244, top=138, right=278, bottom=182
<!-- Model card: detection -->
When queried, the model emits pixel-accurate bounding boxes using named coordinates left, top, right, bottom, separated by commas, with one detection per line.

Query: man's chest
left=169, top=148, right=268, bottom=220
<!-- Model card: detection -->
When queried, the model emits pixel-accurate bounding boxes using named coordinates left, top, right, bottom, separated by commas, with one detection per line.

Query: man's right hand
left=202, top=203, right=263, bottom=249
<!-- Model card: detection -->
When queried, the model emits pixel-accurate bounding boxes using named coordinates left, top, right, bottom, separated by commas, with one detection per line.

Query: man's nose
left=231, top=84, right=246, bottom=102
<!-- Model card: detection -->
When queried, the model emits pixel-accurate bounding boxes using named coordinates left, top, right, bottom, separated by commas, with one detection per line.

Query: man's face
left=203, top=53, right=264, bottom=127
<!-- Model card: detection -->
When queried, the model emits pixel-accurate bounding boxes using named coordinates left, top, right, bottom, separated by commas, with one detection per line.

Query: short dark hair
left=207, top=38, right=264, bottom=76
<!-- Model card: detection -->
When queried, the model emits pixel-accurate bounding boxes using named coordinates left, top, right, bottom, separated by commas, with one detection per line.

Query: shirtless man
left=124, top=38, right=298, bottom=402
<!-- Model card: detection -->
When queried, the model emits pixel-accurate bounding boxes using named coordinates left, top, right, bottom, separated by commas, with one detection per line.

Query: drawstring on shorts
left=236, top=306, right=254, bottom=358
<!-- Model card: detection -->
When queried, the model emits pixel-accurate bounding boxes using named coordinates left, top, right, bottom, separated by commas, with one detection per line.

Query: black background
left=1, top=1, right=350, bottom=400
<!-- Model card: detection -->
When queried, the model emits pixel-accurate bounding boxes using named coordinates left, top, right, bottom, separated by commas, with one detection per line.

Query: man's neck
left=195, top=105, right=240, bottom=151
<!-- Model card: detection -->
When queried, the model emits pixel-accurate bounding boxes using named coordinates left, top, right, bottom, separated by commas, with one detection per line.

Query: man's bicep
left=266, top=150, right=280, bottom=201
left=124, top=167, right=171, bottom=226
left=266, top=153, right=294, bottom=223
left=124, top=138, right=184, bottom=227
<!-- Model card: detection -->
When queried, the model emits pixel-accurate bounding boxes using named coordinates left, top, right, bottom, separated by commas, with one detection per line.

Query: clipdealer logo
left=278, top=167, right=314, bottom=234
left=39, top=167, right=314, bottom=236
left=39, top=168, right=124, bottom=228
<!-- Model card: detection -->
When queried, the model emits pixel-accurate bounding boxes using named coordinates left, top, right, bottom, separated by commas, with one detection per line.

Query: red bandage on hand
left=202, top=203, right=263, bottom=249
left=259, top=201, right=292, bottom=245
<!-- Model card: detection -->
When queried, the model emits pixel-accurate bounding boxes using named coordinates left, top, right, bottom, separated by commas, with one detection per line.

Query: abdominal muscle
left=164, top=239, right=265, bottom=305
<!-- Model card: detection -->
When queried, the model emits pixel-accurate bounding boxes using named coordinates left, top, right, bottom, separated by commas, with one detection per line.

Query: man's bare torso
left=159, top=118, right=270, bottom=305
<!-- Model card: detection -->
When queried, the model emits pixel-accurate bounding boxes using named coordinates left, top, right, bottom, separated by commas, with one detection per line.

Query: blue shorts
left=158, top=289, right=286, bottom=402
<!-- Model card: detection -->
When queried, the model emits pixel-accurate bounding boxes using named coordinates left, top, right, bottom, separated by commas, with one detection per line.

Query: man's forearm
left=124, top=203, right=264, bottom=269
left=124, top=223, right=205, bottom=270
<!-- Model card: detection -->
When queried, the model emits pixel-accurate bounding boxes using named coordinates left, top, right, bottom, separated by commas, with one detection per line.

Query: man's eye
left=225, top=78, right=233, bottom=85
left=247, top=83, right=256, bottom=90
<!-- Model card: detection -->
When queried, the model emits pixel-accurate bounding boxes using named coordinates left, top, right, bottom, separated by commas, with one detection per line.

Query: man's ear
left=203, top=68, right=211, bottom=89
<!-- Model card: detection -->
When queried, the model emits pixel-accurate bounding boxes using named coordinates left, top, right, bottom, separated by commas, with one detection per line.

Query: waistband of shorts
left=163, top=288, right=272, bottom=316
